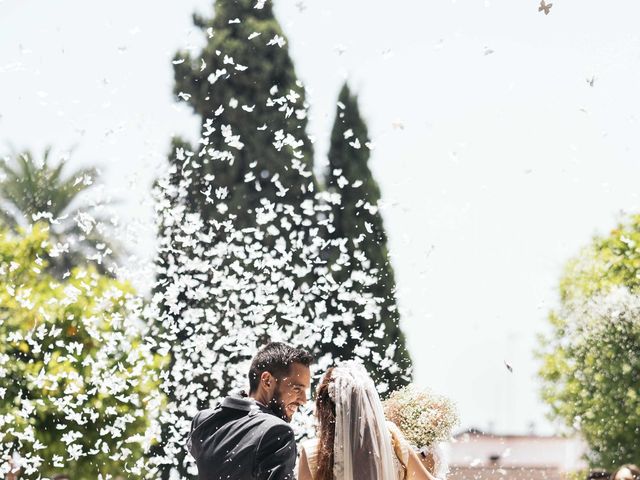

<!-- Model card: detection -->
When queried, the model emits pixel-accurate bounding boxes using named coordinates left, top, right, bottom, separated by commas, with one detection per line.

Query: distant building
left=446, top=428, right=588, bottom=480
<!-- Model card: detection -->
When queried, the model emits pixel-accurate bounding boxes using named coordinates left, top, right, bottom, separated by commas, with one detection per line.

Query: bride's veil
left=328, top=361, right=397, bottom=480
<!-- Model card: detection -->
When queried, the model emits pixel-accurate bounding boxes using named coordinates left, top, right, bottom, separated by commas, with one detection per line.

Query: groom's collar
left=221, top=393, right=274, bottom=415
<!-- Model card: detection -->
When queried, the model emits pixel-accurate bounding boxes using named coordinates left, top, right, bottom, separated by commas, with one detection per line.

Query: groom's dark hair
left=248, top=342, right=313, bottom=393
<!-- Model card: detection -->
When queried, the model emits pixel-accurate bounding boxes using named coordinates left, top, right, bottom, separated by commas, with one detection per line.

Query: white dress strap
left=387, top=421, right=411, bottom=477
left=301, top=438, right=320, bottom=479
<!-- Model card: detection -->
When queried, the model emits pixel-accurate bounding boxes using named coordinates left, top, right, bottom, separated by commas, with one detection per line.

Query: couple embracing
left=187, top=342, right=439, bottom=480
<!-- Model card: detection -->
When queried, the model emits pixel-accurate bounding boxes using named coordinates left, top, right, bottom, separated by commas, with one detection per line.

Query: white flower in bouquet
left=383, top=384, right=459, bottom=450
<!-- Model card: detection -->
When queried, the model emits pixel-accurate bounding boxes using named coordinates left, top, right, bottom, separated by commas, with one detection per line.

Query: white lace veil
left=327, top=361, right=397, bottom=480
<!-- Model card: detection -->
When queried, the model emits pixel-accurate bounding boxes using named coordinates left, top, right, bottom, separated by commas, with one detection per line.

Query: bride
left=298, top=361, right=441, bottom=480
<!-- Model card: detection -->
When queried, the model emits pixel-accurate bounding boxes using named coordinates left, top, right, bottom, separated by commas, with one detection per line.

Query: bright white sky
left=3, top=0, right=640, bottom=435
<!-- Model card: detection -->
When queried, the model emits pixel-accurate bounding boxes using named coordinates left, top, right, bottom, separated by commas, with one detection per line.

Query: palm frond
left=0, top=147, right=121, bottom=276
left=0, top=204, right=22, bottom=229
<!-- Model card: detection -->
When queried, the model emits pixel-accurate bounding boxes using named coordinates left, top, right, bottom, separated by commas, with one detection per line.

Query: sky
left=2, top=0, right=640, bottom=435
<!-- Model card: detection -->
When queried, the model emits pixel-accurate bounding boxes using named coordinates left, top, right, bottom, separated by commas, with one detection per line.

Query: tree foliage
left=0, top=225, right=162, bottom=480
left=324, top=83, right=412, bottom=391
left=539, top=215, right=640, bottom=468
left=170, top=0, right=316, bottom=224
left=0, top=148, right=118, bottom=276
left=152, top=1, right=320, bottom=475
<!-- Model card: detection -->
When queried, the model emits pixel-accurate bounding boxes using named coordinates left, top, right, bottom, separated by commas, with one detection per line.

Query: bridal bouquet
left=383, top=384, right=459, bottom=450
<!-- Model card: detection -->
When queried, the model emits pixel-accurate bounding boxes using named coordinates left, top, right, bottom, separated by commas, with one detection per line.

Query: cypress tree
left=158, top=0, right=319, bottom=393
left=157, top=0, right=319, bottom=399
left=149, top=1, right=319, bottom=477
left=171, top=0, right=316, bottom=224
left=325, top=83, right=412, bottom=393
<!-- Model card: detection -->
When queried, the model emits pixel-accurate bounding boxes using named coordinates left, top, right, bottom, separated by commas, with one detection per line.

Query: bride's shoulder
left=301, top=438, right=320, bottom=458
left=386, top=420, right=399, bottom=430
left=385, top=420, right=404, bottom=439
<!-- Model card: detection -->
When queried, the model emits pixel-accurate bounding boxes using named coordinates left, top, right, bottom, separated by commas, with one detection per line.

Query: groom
left=187, top=342, right=313, bottom=479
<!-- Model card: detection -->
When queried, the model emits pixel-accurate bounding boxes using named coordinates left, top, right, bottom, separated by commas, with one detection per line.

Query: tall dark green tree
left=170, top=0, right=316, bottom=224
left=324, top=83, right=412, bottom=392
left=156, top=0, right=319, bottom=385
left=151, top=1, right=320, bottom=477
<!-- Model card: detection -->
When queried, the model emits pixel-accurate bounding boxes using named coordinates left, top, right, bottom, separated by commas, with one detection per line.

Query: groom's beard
left=268, top=388, right=290, bottom=423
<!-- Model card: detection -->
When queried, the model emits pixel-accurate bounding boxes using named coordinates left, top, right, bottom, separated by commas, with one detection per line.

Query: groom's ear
left=260, top=371, right=275, bottom=389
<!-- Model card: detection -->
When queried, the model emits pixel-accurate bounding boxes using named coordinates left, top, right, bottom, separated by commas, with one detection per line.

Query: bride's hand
left=419, top=450, right=436, bottom=474
left=406, top=449, right=442, bottom=480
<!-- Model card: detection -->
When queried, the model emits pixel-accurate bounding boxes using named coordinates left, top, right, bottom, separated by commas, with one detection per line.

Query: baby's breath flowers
left=384, top=384, right=459, bottom=449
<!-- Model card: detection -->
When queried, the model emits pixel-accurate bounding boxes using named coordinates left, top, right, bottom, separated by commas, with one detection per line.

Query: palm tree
left=0, top=147, right=119, bottom=275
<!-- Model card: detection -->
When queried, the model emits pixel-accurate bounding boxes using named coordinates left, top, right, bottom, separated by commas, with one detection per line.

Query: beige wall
left=445, top=433, right=587, bottom=479
left=449, top=466, right=564, bottom=480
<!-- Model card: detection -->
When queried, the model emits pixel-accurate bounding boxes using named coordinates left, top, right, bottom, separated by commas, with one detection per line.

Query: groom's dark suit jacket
left=187, top=394, right=297, bottom=480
